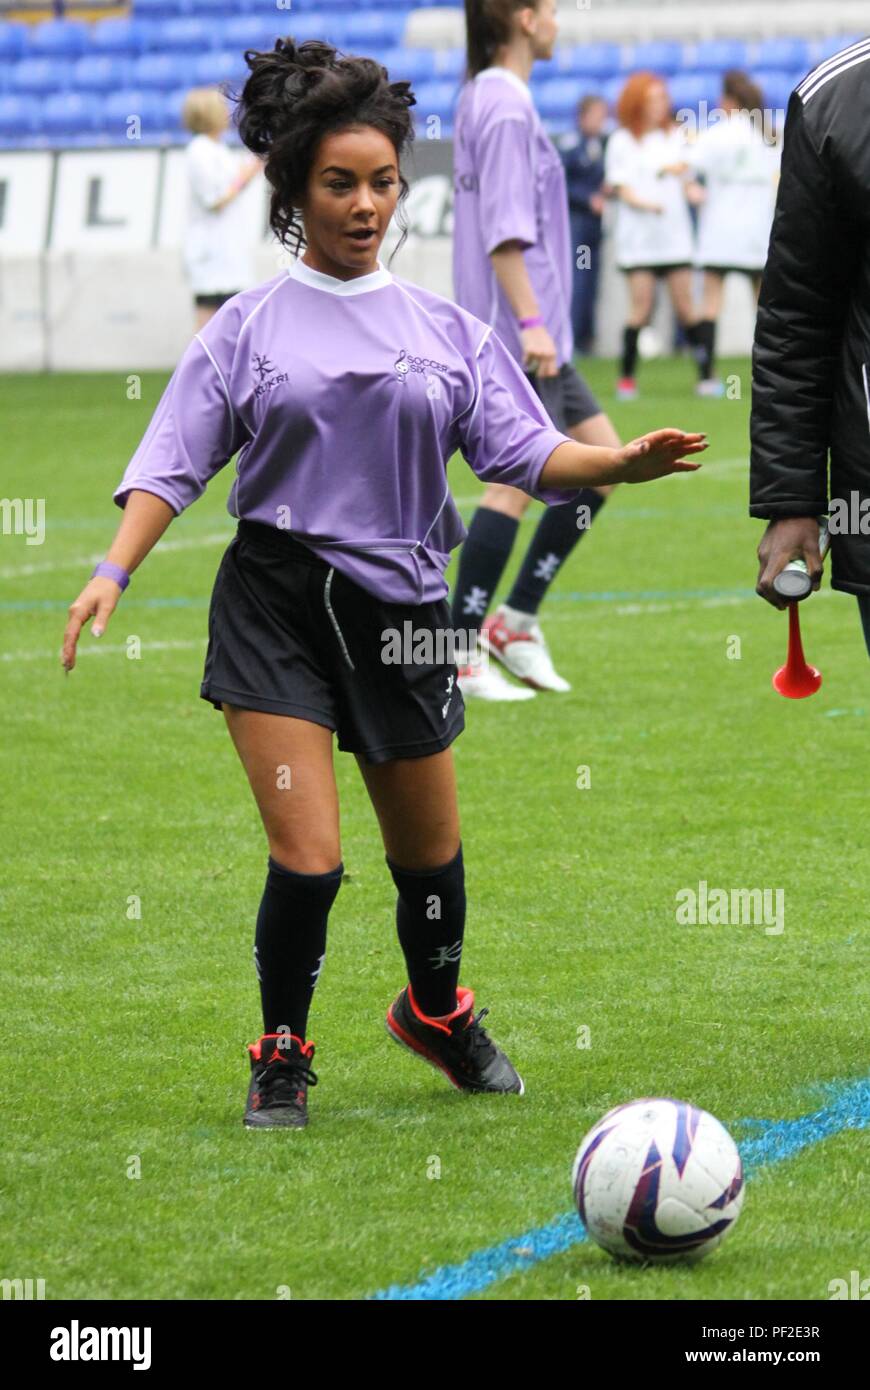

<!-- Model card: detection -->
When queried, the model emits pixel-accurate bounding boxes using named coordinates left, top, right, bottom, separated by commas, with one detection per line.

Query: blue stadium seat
left=132, top=53, right=194, bottom=88
left=26, top=19, right=91, bottom=58
left=89, top=18, right=151, bottom=56
left=756, top=38, right=810, bottom=72
left=187, top=0, right=263, bottom=12
left=412, top=79, right=460, bottom=118
left=814, top=34, right=863, bottom=63
left=341, top=14, right=408, bottom=43
left=669, top=73, right=721, bottom=111
left=188, top=49, right=248, bottom=86
left=10, top=59, right=71, bottom=94
left=159, top=17, right=219, bottom=51
left=555, top=43, right=622, bottom=78
left=631, top=41, right=684, bottom=76
left=102, top=88, right=171, bottom=140
left=73, top=55, right=133, bottom=92
left=132, top=0, right=194, bottom=17
left=692, top=40, right=750, bottom=73
left=0, top=93, right=35, bottom=139
left=214, top=17, right=286, bottom=53
left=535, top=78, right=582, bottom=119
left=380, top=47, right=437, bottom=81
left=750, top=70, right=796, bottom=111
left=602, top=75, right=625, bottom=108
left=41, top=91, right=101, bottom=137
left=0, top=23, right=28, bottom=61
left=433, top=48, right=464, bottom=78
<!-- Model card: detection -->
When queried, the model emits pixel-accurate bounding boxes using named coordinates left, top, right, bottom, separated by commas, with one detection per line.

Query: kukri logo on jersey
left=252, top=352, right=290, bottom=398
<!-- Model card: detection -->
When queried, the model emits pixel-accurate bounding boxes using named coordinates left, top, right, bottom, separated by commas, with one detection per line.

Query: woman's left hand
left=616, top=429, right=708, bottom=483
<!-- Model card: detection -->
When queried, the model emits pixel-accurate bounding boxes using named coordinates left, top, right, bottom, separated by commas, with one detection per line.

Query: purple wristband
left=92, top=561, right=130, bottom=591
left=519, top=314, right=545, bottom=330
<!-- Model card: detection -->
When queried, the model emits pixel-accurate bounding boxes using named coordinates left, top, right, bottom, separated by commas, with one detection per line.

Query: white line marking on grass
left=3, top=639, right=207, bottom=663
left=0, top=532, right=232, bottom=581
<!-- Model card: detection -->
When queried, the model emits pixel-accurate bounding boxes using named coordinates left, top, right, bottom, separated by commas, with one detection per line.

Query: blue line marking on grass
left=0, top=588, right=751, bottom=615
left=370, top=1075, right=870, bottom=1301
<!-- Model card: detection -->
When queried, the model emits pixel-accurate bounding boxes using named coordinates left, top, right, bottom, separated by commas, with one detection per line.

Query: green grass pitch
left=1, top=356, right=868, bottom=1300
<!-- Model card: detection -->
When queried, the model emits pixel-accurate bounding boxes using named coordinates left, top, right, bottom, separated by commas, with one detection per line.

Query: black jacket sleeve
left=749, top=90, right=858, bottom=519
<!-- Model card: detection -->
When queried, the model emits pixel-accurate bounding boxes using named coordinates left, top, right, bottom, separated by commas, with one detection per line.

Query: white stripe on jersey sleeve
left=798, top=37, right=870, bottom=103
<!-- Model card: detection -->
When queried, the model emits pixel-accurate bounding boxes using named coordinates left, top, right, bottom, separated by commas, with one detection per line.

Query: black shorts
left=526, top=361, right=601, bottom=432
left=699, top=265, right=763, bottom=278
left=200, top=521, right=466, bottom=765
left=620, top=262, right=692, bottom=277
left=194, top=291, right=239, bottom=308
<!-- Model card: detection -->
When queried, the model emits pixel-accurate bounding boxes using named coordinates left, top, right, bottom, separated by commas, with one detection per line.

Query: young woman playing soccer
left=451, top=0, right=626, bottom=700
left=60, top=38, right=706, bottom=1130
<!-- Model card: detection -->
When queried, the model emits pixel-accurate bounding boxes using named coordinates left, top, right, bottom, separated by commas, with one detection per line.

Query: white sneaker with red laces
left=480, top=604, right=571, bottom=692
left=456, top=649, right=536, bottom=701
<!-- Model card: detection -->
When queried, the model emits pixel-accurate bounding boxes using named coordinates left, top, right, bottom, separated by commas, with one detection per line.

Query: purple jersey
left=113, top=257, right=578, bottom=605
left=452, top=66, right=574, bottom=368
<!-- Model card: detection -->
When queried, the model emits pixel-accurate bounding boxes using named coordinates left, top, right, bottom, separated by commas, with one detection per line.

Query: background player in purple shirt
left=60, top=37, right=705, bottom=1130
left=451, top=0, right=626, bottom=700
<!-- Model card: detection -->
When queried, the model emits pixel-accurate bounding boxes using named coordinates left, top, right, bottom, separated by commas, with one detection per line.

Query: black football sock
left=697, top=318, right=717, bottom=379
left=685, top=321, right=715, bottom=380
left=387, top=843, right=466, bottom=1018
left=621, top=325, right=640, bottom=379
left=254, top=855, right=344, bottom=1039
left=450, top=508, right=519, bottom=659
left=507, top=488, right=608, bottom=615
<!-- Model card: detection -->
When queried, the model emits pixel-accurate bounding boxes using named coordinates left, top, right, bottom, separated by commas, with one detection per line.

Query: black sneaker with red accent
left=386, top=984, right=524, bottom=1095
left=243, top=1033, right=317, bottom=1129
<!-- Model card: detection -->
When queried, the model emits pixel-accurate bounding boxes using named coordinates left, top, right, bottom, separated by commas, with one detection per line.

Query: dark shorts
left=699, top=265, right=764, bottom=278
left=200, top=521, right=466, bottom=765
left=526, top=360, right=601, bottom=432
left=620, top=262, right=692, bottom=277
left=194, top=291, right=239, bottom=308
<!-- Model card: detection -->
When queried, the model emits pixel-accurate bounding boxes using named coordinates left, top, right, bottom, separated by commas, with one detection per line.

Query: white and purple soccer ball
left=572, top=1098, right=744, bottom=1264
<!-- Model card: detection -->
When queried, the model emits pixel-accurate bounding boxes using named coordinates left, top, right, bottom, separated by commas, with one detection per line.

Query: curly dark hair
left=235, top=37, right=416, bottom=262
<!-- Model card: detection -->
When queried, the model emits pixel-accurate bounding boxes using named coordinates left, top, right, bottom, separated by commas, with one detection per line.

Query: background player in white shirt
left=605, top=74, right=709, bottom=399
left=181, top=87, right=262, bottom=330
left=686, top=72, right=781, bottom=393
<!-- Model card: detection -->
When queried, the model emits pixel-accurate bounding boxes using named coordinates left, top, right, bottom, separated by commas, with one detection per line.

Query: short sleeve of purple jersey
left=457, top=329, right=579, bottom=506
left=478, top=116, right=538, bottom=254
left=112, top=335, right=246, bottom=515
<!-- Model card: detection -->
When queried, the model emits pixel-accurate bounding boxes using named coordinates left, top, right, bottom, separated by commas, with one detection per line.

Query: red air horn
left=771, top=520, right=828, bottom=700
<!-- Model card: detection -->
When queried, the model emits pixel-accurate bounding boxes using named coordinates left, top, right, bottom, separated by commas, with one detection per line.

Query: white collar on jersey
left=287, top=256, right=393, bottom=295
left=475, top=66, right=532, bottom=105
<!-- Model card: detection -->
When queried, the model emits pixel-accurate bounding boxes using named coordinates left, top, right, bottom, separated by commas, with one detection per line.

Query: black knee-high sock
left=450, top=508, right=519, bottom=658
left=697, top=318, right=716, bottom=379
left=621, top=325, right=640, bottom=379
left=387, top=843, right=466, bottom=1017
left=254, top=855, right=344, bottom=1039
left=507, top=488, right=608, bottom=615
left=685, top=321, right=716, bottom=380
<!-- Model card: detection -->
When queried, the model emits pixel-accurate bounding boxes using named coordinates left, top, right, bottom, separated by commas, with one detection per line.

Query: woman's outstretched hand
left=616, top=429, right=707, bottom=483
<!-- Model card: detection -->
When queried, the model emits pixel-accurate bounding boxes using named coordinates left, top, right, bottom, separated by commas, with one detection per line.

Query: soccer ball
left=571, top=1098, right=744, bottom=1264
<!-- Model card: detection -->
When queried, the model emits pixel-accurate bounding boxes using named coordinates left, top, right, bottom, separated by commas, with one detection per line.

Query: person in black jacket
left=750, top=37, right=870, bottom=652
left=558, top=94, right=609, bottom=355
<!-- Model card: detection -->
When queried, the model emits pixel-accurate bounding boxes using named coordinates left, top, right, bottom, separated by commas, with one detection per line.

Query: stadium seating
left=0, top=3, right=866, bottom=148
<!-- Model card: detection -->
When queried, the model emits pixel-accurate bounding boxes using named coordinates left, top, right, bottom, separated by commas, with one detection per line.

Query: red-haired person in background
left=604, top=73, right=709, bottom=399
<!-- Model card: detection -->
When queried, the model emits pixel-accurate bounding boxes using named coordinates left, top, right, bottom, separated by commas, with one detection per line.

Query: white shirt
left=605, top=126, right=694, bottom=269
left=688, top=113, right=780, bottom=270
left=183, top=134, right=255, bottom=294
